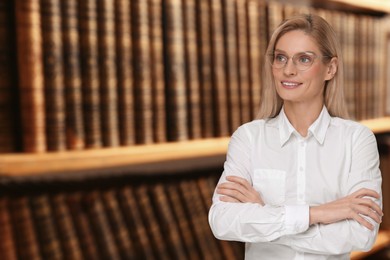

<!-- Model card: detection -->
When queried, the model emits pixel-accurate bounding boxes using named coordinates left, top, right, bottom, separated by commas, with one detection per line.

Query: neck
left=283, top=102, right=324, bottom=137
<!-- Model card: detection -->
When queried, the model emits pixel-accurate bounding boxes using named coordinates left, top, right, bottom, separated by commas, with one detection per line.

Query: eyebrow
left=273, top=49, right=316, bottom=55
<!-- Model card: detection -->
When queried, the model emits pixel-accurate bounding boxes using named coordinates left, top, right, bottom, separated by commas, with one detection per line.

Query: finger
left=355, top=198, right=383, bottom=217
left=353, top=188, right=380, bottom=199
left=217, top=188, right=247, bottom=202
left=219, top=195, right=240, bottom=203
left=354, top=204, right=382, bottom=224
left=353, top=213, right=374, bottom=231
left=226, top=176, right=252, bottom=189
left=218, top=182, right=248, bottom=197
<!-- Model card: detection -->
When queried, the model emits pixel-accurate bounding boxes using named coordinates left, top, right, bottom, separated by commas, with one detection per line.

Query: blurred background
left=0, top=0, right=390, bottom=259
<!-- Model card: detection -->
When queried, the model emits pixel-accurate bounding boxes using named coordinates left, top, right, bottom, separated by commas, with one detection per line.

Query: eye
left=274, top=54, right=287, bottom=63
left=297, top=54, right=313, bottom=64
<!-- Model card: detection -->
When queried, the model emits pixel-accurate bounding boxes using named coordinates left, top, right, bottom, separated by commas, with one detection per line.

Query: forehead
left=275, top=30, right=320, bottom=54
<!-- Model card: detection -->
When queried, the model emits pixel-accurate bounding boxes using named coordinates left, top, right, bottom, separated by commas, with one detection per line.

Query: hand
left=310, top=188, right=383, bottom=230
left=216, top=175, right=264, bottom=206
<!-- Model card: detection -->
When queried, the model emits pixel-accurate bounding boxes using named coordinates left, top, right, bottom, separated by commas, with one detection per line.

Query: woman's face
left=272, top=30, right=336, bottom=106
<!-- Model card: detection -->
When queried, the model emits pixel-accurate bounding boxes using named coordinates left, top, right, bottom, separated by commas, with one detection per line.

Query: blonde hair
left=257, top=13, right=349, bottom=119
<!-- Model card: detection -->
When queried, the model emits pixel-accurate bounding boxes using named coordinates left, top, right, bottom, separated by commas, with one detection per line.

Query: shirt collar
left=277, top=106, right=331, bottom=146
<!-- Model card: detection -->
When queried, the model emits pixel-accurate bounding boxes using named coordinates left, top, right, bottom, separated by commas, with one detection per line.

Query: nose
left=283, top=58, right=297, bottom=76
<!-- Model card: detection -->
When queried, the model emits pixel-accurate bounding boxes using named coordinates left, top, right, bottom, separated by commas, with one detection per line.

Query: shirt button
left=299, top=167, right=304, bottom=172
left=299, top=194, right=304, bottom=200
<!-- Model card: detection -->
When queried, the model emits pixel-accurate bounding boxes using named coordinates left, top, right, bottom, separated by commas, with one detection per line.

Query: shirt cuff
left=284, top=204, right=310, bottom=234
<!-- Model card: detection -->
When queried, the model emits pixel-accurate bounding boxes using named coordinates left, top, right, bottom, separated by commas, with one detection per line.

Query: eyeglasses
left=268, top=52, right=331, bottom=71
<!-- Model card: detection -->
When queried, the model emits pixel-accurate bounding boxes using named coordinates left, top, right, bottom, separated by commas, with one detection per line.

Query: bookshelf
left=1, top=0, right=390, bottom=259
left=0, top=117, right=389, bottom=178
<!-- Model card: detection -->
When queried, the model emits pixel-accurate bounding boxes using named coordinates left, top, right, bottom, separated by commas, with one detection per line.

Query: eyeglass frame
left=267, top=51, right=333, bottom=71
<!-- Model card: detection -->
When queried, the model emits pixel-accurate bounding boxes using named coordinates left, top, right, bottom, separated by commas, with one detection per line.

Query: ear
left=325, top=57, right=338, bottom=81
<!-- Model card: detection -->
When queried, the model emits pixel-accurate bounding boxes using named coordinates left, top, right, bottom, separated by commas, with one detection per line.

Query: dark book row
left=0, top=170, right=244, bottom=260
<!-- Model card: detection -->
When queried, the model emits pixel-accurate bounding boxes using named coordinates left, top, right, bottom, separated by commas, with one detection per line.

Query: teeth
left=282, top=82, right=299, bottom=86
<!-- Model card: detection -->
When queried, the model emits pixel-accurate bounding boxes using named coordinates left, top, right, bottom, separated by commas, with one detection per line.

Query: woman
left=208, top=14, right=383, bottom=259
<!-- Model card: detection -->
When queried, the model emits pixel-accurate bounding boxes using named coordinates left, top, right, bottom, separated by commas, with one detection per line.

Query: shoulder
left=330, top=117, right=375, bottom=141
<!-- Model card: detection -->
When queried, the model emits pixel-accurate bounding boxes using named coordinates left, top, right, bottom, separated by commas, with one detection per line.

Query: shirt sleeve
left=208, top=125, right=310, bottom=243
left=271, top=126, right=382, bottom=255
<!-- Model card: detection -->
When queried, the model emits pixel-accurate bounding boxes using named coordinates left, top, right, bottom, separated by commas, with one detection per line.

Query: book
left=149, top=0, right=167, bottom=143
left=0, top=0, right=19, bottom=153
left=30, top=194, right=63, bottom=259
left=40, top=0, right=66, bottom=151
left=197, top=0, right=215, bottom=138
left=135, top=183, right=171, bottom=259
left=84, top=190, right=121, bottom=260
left=247, top=0, right=262, bottom=119
left=163, top=0, right=189, bottom=141
left=235, top=0, right=251, bottom=124
left=15, top=0, right=47, bottom=152
left=9, top=196, right=42, bottom=259
left=78, top=0, right=102, bottom=148
left=60, top=0, right=86, bottom=150
left=97, top=0, right=120, bottom=147
left=132, top=0, right=154, bottom=144
left=182, top=0, right=202, bottom=139
left=114, top=0, right=136, bottom=146
left=67, top=192, right=100, bottom=259
left=101, top=189, right=137, bottom=260
left=51, top=193, right=83, bottom=260
left=0, top=197, right=17, bottom=260
left=166, top=181, right=200, bottom=260
left=150, top=183, right=187, bottom=259
left=222, top=0, right=241, bottom=132
left=118, top=186, right=155, bottom=259
left=209, top=0, right=229, bottom=137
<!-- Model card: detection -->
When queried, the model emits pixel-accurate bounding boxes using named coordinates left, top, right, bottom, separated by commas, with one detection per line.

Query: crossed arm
left=217, top=175, right=382, bottom=231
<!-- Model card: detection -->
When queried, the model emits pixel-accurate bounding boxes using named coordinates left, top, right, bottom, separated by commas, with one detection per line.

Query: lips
left=281, top=81, right=302, bottom=89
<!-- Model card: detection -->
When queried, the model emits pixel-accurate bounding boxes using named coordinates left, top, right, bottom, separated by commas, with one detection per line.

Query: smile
left=281, top=81, right=302, bottom=89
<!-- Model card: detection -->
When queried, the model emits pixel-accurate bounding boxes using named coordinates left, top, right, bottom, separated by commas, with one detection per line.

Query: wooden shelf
left=0, top=117, right=389, bottom=178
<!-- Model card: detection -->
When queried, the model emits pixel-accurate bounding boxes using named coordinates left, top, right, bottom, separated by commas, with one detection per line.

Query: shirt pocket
left=253, top=169, right=286, bottom=205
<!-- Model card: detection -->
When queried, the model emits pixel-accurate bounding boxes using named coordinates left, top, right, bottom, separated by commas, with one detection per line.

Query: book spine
left=0, top=0, right=19, bottom=152
left=197, top=0, right=214, bottom=138
left=222, top=0, right=240, bottom=132
left=135, top=184, right=171, bottom=259
left=0, top=197, right=17, bottom=260
left=61, top=0, right=86, bottom=150
left=247, top=0, right=262, bottom=119
left=41, top=0, right=66, bottom=151
left=51, top=193, right=83, bottom=260
left=132, top=0, right=154, bottom=144
left=166, top=182, right=200, bottom=260
left=30, top=194, right=63, bottom=259
left=15, top=0, right=47, bottom=152
left=209, top=0, right=229, bottom=137
left=9, top=197, right=42, bottom=260
left=118, top=186, right=156, bottom=259
left=151, top=183, right=187, bottom=259
left=235, top=0, right=251, bottom=124
left=84, top=191, right=121, bottom=260
left=182, top=0, right=202, bottom=139
left=67, top=192, right=100, bottom=259
left=164, top=0, right=189, bottom=141
left=97, top=0, right=120, bottom=147
left=115, top=0, right=136, bottom=146
left=78, top=0, right=102, bottom=148
left=149, top=0, right=167, bottom=143
left=102, top=189, right=137, bottom=260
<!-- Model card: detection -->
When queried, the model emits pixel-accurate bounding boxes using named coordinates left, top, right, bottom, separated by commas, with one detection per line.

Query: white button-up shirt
left=209, top=106, right=382, bottom=260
